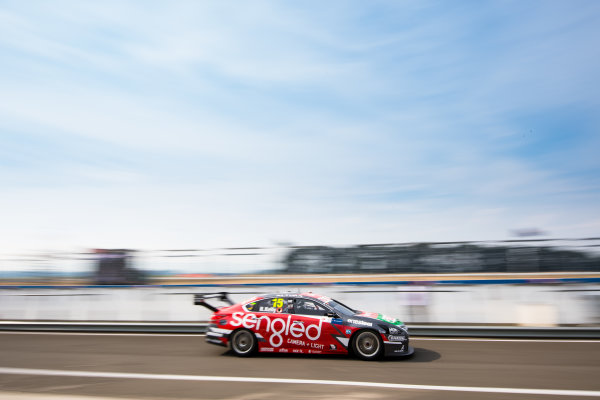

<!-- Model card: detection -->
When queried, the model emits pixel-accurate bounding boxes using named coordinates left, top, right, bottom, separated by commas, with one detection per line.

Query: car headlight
left=388, top=327, right=399, bottom=334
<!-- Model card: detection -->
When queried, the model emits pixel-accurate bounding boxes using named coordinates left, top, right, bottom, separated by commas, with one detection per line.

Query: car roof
left=241, top=292, right=337, bottom=307
left=256, top=292, right=332, bottom=302
left=260, top=292, right=302, bottom=298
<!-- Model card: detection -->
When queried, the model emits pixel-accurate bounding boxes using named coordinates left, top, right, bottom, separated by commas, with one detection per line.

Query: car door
left=289, top=298, right=347, bottom=354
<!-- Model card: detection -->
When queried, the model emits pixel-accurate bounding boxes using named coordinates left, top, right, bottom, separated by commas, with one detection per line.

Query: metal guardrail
left=0, top=322, right=208, bottom=334
left=409, top=325, right=600, bottom=339
left=1, top=322, right=599, bottom=338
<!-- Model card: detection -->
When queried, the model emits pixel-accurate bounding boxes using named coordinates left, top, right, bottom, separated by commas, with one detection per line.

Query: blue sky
left=1, top=0, right=599, bottom=254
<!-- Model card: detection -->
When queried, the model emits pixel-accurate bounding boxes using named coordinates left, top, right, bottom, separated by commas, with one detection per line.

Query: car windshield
left=327, top=298, right=356, bottom=316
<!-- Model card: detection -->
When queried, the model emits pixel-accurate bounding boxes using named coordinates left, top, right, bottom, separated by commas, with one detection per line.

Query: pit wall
left=1, top=284, right=599, bottom=326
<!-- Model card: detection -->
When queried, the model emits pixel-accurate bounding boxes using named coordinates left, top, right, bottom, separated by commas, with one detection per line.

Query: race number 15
left=271, top=298, right=283, bottom=308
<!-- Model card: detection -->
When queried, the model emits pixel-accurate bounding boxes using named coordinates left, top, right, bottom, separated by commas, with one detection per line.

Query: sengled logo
left=230, top=312, right=322, bottom=347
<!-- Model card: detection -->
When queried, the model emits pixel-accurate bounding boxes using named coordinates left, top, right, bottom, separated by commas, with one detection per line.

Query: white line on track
left=413, top=337, right=600, bottom=343
left=0, top=367, right=598, bottom=397
left=1, top=331, right=598, bottom=343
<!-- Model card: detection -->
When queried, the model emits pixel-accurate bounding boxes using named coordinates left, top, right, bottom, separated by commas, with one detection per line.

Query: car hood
left=354, top=311, right=404, bottom=326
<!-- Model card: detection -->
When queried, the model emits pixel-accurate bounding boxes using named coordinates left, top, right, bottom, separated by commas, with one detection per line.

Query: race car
left=194, top=292, right=413, bottom=360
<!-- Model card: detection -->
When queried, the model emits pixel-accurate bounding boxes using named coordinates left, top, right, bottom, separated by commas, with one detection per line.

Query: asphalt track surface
left=0, top=332, right=599, bottom=400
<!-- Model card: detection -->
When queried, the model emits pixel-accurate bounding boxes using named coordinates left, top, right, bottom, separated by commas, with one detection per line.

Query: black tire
left=230, top=329, right=257, bottom=357
left=351, top=330, right=383, bottom=361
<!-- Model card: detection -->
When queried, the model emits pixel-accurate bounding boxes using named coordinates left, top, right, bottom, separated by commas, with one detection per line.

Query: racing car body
left=195, top=292, right=413, bottom=360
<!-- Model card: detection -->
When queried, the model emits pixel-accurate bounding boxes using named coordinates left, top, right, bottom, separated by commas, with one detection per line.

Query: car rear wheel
left=230, top=329, right=256, bottom=357
left=352, top=330, right=383, bottom=361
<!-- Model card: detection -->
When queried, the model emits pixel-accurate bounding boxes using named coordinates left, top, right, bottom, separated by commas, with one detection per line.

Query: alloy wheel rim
left=357, top=332, right=379, bottom=357
left=234, top=331, right=253, bottom=353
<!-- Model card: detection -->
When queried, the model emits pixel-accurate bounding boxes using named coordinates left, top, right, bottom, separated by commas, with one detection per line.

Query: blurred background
left=1, top=238, right=599, bottom=326
left=1, top=0, right=599, bottom=328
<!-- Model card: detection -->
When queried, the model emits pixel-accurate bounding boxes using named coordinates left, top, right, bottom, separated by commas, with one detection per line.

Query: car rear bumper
left=205, top=326, right=230, bottom=347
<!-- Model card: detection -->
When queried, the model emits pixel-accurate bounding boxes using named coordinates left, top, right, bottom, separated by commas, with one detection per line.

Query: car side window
left=246, top=297, right=290, bottom=313
left=294, top=299, right=329, bottom=316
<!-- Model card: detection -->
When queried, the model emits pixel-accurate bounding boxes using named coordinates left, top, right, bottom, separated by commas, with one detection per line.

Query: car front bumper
left=383, top=341, right=414, bottom=357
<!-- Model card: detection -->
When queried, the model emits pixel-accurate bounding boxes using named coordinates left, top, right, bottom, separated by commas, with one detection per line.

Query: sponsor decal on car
left=230, top=312, right=322, bottom=347
left=387, top=335, right=407, bottom=341
left=287, top=338, right=306, bottom=346
left=377, top=314, right=402, bottom=325
left=358, top=312, right=378, bottom=319
left=347, top=319, right=373, bottom=327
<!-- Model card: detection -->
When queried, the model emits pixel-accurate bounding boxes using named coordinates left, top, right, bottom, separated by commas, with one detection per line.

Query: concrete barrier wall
left=1, top=284, right=599, bottom=326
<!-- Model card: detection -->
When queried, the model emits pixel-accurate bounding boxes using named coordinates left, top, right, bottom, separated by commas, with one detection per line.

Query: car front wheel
left=230, top=329, right=257, bottom=357
left=352, top=330, right=383, bottom=361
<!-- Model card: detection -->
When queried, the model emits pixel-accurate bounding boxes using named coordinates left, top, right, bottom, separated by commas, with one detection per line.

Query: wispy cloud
left=0, top=0, right=599, bottom=253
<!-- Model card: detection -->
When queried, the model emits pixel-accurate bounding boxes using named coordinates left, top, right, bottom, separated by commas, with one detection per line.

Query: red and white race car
left=195, top=292, right=413, bottom=360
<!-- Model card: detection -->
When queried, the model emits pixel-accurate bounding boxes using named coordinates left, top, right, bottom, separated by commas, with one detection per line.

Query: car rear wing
left=193, top=292, right=234, bottom=312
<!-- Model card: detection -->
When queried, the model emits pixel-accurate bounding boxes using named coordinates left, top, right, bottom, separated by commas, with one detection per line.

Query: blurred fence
left=1, top=283, right=599, bottom=326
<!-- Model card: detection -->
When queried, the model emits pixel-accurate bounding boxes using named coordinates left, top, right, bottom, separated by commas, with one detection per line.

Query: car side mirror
left=325, top=312, right=339, bottom=318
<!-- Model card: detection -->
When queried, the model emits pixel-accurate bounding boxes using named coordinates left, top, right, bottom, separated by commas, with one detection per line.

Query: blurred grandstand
left=284, top=238, right=600, bottom=274
left=1, top=238, right=599, bottom=285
